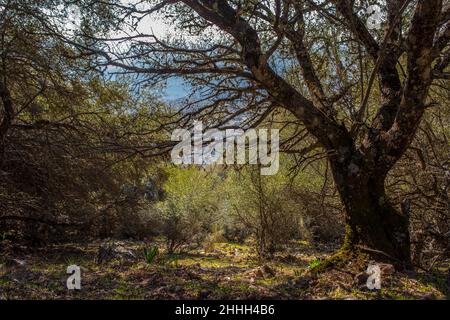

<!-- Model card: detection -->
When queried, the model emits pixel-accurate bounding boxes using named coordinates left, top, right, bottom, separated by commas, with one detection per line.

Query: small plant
left=308, top=258, right=322, bottom=269
left=65, top=257, right=78, bottom=266
left=143, top=246, right=159, bottom=264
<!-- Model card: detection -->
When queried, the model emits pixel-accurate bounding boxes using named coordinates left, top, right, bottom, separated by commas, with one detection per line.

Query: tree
left=155, top=166, right=222, bottom=252
left=226, top=166, right=306, bottom=258
left=67, top=0, right=449, bottom=265
left=0, top=0, right=169, bottom=242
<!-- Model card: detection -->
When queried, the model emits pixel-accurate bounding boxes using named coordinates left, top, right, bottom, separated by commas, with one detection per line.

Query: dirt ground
left=1, top=240, right=448, bottom=300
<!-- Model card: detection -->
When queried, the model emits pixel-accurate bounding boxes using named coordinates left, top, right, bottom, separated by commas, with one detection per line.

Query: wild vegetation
left=0, top=0, right=449, bottom=300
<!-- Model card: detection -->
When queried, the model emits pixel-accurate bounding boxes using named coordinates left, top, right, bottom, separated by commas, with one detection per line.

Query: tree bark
left=0, top=79, right=14, bottom=166
left=330, top=158, right=411, bottom=265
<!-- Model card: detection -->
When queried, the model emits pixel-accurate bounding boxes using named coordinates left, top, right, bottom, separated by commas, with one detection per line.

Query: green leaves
left=308, top=258, right=322, bottom=269
left=143, top=246, right=159, bottom=264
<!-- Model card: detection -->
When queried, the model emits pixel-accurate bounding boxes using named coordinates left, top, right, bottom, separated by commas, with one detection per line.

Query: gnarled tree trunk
left=331, top=160, right=411, bottom=264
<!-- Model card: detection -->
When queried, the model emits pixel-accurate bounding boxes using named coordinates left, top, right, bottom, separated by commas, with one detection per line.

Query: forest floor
left=0, top=239, right=449, bottom=300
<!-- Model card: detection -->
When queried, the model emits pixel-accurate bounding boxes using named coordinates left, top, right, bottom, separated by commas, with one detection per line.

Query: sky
left=115, top=2, right=190, bottom=102
left=116, top=1, right=221, bottom=102
left=64, top=1, right=194, bottom=102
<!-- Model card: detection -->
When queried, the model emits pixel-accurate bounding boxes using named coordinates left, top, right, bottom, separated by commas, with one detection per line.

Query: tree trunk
left=331, top=161, right=411, bottom=265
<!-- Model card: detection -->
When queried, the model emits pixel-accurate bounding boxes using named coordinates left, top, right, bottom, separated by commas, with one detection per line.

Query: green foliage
left=153, top=166, right=224, bottom=252
left=294, top=269, right=303, bottom=277
left=224, top=166, right=308, bottom=257
left=308, top=258, right=322, bottom=269
left=143, top=246, right=159, bottom=264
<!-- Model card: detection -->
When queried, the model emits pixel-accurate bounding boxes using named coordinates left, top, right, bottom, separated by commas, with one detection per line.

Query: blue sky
left=163, top=77, right=190, bottom=101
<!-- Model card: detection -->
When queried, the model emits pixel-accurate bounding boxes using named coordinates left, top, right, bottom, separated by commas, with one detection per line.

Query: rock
left=279, top=254, right=297, bottom=263
left=139, top=278, right=151, bottom=286
left=254, top=268, right=265, bottom=279
left=1, top=259, right=27, bottom=276
left=172, top=285, right=183, bottom=293
left=96, top=242, right=135, bottom=264
left=11, top=269, right=42, bottom=283
left=379, top=263, right=396, bottom=275
left=420, top=293, right=436, bottom=300
left=97, top=244, right=115, bottom=263
left=148, top=286, right=178, bottom=299
left=152, top=286, right=167, bottom=296
left=294, top=277, right=311, bottom=289
left=246, top=265, right=276, bottom=280
left=355, top=272, right=369, bottom=285
left=115, top=245, right=135, bottom=259
left=246, top=269, right=261, bottom=279
left=5, top=258, right=26, bottom=268
left=262, top=265, right=275, bottom=277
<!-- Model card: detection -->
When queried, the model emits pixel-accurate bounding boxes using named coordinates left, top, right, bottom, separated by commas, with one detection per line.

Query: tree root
left=309, top=247, right=369, bottom=276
